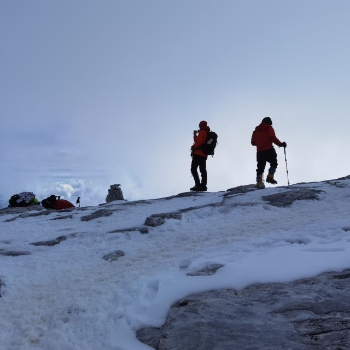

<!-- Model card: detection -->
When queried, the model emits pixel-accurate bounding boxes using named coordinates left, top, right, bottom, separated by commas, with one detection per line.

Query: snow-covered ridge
left=1, top=177, right=350, bottom=350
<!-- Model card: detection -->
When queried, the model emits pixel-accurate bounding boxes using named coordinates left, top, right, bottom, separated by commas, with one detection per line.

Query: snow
left=1, top=179, right=350, bottom=349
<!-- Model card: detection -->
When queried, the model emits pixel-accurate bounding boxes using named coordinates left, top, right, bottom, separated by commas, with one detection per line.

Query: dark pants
left=191, top=154, right=207, bottom=186
left=256, top=148, right=278, bottom=176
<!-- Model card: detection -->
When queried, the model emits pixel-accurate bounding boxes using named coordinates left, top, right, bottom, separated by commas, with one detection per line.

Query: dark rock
left=187, top=264, right=224, bottom=276
left=109, top=227, right=149, bottom=234
left=336, top=175, right=350, bottom=181
left=80, top=209, right=113, bottom=221
left=144, top=212, right=182, bottom=227
left=144, top=203, right=223, bottom=228
left=137, top=269, right=350, bottom=350
left=50, top=215, right=73, bottom=220
left=262, top=188, right=323, bottom=207
left=225, top=184, right=258, bottom=195
left=0, top=249, right=30, bottom=257
left=30, top=236, right=67, bottom=246
left=144, top=216, right=165, bottom=227
left=103, top=250, right=125, bottom=261
left=180, top=202, right=222, bottom=213
left=163, top=192, right=203, bottom=200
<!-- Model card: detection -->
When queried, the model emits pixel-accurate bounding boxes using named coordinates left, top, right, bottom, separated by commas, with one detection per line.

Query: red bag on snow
left=54, top=199, right=75, bottom=210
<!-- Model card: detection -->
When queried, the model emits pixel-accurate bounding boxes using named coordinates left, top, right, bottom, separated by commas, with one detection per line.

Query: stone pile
left=106, top=184, right=124, bottom=203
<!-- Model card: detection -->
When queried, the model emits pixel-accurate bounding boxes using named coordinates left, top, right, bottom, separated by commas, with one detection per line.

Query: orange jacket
left=251, top=123, right=283, bottom=151
left=192, top=129, right=208, bottom=158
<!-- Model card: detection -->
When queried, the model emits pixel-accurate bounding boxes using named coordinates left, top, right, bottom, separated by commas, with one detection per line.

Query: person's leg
left=266, top=149, right=278, bottom=184
left=191, top=155, right=201, bottom=190
left=256, top=151, right=267, bottom=187
left=198, top=156, right=207, bottom=191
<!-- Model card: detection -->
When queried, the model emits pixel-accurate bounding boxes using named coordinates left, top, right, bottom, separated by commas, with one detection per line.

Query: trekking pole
left=284, top=147, right=290, bottom=186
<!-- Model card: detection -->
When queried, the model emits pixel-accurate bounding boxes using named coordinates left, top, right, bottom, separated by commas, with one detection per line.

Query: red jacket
left=192, top=128, right=208, bottom=158
left=251, top=123, right=283, bottom=151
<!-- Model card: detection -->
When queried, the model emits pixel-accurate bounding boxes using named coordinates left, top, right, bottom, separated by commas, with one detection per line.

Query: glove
left=282, top=142, right=287, bottom=148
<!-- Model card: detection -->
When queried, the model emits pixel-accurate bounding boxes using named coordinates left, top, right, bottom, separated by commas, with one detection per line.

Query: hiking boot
left=200, top=184, right=207, bottom=191
left=190, top=185, right=201, bottom=191
left=256, top=174, right=263, bottom=188
left=266, top=174, right=277, bottom=184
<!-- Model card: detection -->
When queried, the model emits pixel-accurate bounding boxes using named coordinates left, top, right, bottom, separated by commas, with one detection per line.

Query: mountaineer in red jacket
left=190, top=120, right=209, bottom=191
left=251, top=117, right=287, bottom=188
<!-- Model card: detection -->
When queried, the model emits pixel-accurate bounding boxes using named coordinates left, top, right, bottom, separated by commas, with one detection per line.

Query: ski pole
left=284, top=147, right=290, bottom=186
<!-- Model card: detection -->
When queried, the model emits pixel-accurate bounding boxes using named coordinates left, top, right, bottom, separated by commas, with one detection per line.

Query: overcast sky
left=1, top=0, right=350, bottom=207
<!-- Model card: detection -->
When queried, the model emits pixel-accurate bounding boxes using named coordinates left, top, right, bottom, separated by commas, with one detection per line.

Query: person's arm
left=192, top=130, right=207, bottom=149
left=268, top=127, right=283, bottom=147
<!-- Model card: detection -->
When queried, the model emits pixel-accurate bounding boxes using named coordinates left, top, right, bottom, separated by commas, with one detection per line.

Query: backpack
left=41, top=195, right=75, bottom=210
left=41, top=195, right=57, bottom=209
left=9, top=192, right=36, bottom=207
left=54, top=199, right=75, bottom=210
left=201, top=131, right=218, bottom=156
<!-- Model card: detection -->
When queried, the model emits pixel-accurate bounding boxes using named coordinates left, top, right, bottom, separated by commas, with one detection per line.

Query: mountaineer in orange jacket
left=190, top=120, right=209, bottom=191
left=251, top=117, right=287, bottom=188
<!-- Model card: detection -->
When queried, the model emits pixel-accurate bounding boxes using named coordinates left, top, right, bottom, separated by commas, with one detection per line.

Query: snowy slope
left=1, top=179, right=350, bottom=350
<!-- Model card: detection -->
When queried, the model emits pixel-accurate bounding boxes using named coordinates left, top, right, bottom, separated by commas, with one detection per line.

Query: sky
left=1, top=0, right=350, bottom=207
left=1, top=179, right=350, bottom=349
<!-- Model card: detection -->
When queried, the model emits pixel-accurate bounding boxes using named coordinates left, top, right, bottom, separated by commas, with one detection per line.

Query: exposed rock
left=144, top=202, right=223, bottom=227
left=225, top=184, right=258, bottom=195
left=187, top=264, right=224, bottom=276
left=0, top=206, right=45, bottom=215
left=4, top=210, right=52, bottom=222
left=144, top=212, right=182, bottom=227
left=50, top=215, right=73, bottom=220
left=336, top=175, right=350, bottom=181
left=109, top=227, right=149, bottom=234
left=106, top=184, right=124, bottom=203
left=180, top=202, right=222, bottom=213
left=325, top=180, right=347, bottom=188
left=30, top=235, right=67, bottom=247
left=144, top=216, right=165, bottom=227
left=80, top=209, right=113, bottom=221
left=0, top=249, right=30, bottom=257
left=137, top=269, right=350, bottom=350
left=162, top=192, right=204, bottom=200
left=103, top=250, right=125, bottom=262
left=262, top=188, right=323, bottom=207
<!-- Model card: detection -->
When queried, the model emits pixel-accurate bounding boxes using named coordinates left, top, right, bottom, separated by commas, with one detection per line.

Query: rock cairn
left=106, top=184, right=124, bottom=203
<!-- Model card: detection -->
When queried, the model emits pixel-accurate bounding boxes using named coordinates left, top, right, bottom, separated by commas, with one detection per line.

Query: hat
left=199, top=120, right=207, bottom=128
left=262, top=117, right=272, bottom=125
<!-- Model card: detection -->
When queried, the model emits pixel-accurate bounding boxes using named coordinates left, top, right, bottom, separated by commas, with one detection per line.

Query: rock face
left=106, top=184, right=124, bottom=203
left=137, top=269, right=350, bottom=350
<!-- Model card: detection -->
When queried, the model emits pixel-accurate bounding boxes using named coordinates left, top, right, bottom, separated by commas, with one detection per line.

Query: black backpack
left=9, top=192, right=36, bottom=207
left=41, top=195, right=58, bottom=209
left=201, top=131, right=218, bottom=156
